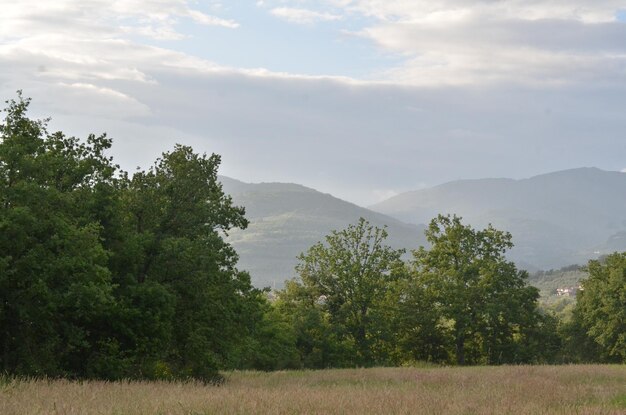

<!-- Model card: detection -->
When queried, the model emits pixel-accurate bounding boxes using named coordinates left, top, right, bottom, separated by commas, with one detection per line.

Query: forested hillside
left=216, top=168, right=626, bottom=285
left=221, top=177, right=427, bottom=288
left=529, top=265, right=587, bottom=298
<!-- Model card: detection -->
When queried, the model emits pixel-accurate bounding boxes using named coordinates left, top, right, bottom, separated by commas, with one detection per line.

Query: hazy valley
left=224, top=167, right=626, bottom=288
left=221, top=176, right=427, bottom=288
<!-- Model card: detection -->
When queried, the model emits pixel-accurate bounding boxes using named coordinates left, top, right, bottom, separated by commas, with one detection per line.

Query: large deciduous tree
left=574, top=252, right=626, bottom=361
left=0, top=93, right=271, bottom=380
left=283, top=218, right=405, bottom=366
left=0, top=93, right=119, bottom=376
left=114, top=145, right=258, bottom=379
left=410, top=215, right=547, bottom=365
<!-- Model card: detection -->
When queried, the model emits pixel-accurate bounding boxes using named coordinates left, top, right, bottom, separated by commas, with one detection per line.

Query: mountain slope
left=220, top=177, right=427, bottom=288
left=370, top=168, right=626, bottom=269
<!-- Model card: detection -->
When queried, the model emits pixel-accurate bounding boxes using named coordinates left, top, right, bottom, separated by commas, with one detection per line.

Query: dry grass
left=2, top=365, right=626, bottom=414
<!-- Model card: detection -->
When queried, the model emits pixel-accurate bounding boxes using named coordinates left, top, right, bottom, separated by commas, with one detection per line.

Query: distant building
left=556, top=286, right=582, bottom=297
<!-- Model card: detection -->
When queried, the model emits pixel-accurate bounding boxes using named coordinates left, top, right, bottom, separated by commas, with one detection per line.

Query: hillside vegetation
left=219, top=168, right=626, bottom=287
left=221, top=176, right=426, bottom=288
left=529, top=265, right=587, bottom=298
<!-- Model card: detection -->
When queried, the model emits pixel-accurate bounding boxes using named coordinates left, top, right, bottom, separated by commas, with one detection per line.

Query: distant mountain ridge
left=219, top=168, right=626, bottom=288
left=370, top=167, right=626, bottom=270
left=220, top=176, right=427, bottom=288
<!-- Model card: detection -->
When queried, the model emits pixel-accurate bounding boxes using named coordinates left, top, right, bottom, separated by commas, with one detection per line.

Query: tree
left=0, top=93, right=268, bottom=381
left=381, top=274, right=452, bottom=364
left=283, top=218, right=405, bottom=366
left=275, top=279, right=354, bottom=368
left=111, top=145, right=260, bottom=380
left=410, top=215, right=545, bottom=365
left=573, top=253, right=626, bottom=361
left=0, top=93, right=120, bottom=376
left=228, top=291, right=300, bottom=371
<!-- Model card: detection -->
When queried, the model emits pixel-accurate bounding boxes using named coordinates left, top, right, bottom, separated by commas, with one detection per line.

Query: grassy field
left=2, top=365, right=626, bottom=414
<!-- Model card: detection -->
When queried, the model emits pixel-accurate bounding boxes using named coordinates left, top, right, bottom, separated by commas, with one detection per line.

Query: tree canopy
left=0, top=93, right=274, bottom=381
left=280, top=218, right=405, bottom=366
left=409, top=215, right=554, bottom=365
left=277, top=215, right=555, bottom=367
left=1, top=92, right=623, bottom=378
left=572, top=253, right=626, bottom=361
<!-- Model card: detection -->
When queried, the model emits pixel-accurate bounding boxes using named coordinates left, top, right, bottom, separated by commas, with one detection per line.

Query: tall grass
left=1, top=365, right=625, bottom=414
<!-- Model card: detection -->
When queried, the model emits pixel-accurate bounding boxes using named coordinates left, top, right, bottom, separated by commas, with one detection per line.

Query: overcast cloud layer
left=1, top=0, right=625, bottom=205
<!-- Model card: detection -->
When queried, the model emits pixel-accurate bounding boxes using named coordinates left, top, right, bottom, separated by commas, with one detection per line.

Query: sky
left=1, top=0, right=625, bottom=206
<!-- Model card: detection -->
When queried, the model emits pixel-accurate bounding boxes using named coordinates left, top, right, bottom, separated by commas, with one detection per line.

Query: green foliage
left=572, top=253, right=626, bottom=362
left=557, top=308, right=613, bottom=363
left=0, top=93, right=118, bottom=377
left=2, top=92, right=621, bottom=376
left=408, top=215, right=550, bottom=365
left=279, top=218, right=406, bottom=367
left=114, top=146, right=260, bottom=379
left=382, top=275, right=452, bottom=364
left=0, top=93, right=278, bottom=381
left=275, top=279, right=354, bottom=368
left=276, top=215, right=563, bottom=368
left=228, top=292, right=300, bottom=371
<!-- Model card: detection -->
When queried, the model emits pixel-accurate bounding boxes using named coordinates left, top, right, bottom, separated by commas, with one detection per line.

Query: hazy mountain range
left=222, top=168, right=626, bottom=288
left=221, top=177, right=426, bottom=288
left=371, top=168, right=626, bottom=271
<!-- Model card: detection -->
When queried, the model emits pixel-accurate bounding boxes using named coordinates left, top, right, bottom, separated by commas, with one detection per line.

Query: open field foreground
left=2, top=366, right=626, bottom=415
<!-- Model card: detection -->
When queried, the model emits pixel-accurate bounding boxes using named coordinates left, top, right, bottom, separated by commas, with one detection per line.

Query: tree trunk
left=456, top=333, right=465, bottom=365
left=356, top=305, right=369, bottom=365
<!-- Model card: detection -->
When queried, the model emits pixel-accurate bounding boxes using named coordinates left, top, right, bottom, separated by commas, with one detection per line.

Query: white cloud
left=186, top=10, right=239, bottom=29
left=270, top=7, right=343, bottom=24
left=0, top=0, right=239, bottom=43
left=0, top=0, right=246, bottom=119
left=1, top=0, right=625, bottom=207
left=330, top=1, right=625, bottom=23
left=5, top=0, right=626, bottom=87
left=321, top=0, right=626, bottom=85
left=53, top=82, right=152, bottom=118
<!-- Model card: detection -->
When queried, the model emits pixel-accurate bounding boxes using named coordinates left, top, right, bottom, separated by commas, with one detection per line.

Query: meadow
left=2, top=365, right=626, bottom=414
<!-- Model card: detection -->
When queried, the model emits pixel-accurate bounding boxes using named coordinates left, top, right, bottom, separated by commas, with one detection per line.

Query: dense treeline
left=276, top=216, right=560, bottom=367
left=0, top=94, right=276, bottom=381
left=1, top=95, right=625, bottom=380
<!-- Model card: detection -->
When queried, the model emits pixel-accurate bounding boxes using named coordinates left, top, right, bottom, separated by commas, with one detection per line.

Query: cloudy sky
left=1, top=0, right=625, bottom=205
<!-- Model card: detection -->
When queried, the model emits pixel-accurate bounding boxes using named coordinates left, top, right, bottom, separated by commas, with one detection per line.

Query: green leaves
left=276, top=215, right=555, bottom=367
left=409, top=215, right=544, bottom=365
left=0, top=94, right=117, bottom=377
left=574, top=253, right=626, bottom=361
left=0, top=93, right=264, bottom=381
left=108, top=145, right=258, bottom=380
left=4, top=92, right=618, bottom=374
left=285, top=218, right=405, bottom=366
